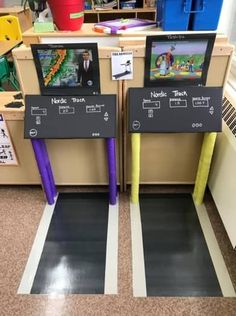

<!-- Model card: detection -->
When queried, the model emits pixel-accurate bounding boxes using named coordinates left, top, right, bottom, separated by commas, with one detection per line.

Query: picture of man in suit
left=77, top=50, right=94, bottom=87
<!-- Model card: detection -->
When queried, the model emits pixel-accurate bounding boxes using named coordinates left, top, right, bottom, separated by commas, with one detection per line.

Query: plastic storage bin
left=156, top=0, right=193, bottom=31
left=190, top=0, right=224, bottom=30
left=157, top=0, right=223, bottom=31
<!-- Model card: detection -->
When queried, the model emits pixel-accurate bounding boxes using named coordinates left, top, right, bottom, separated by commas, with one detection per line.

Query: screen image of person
left=78, top=50, right=94, bottom=87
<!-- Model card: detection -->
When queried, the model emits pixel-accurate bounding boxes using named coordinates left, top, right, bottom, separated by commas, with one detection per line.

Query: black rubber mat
left=31, top=192, right=109, bottom=294
left=140, top=193, right=222, bottom=297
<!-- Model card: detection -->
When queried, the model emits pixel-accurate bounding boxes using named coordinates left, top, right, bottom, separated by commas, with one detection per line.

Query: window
left=228, top=4, right=236, bottom=87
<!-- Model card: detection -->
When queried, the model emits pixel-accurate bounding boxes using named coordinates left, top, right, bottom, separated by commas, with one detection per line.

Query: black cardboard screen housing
left=144, top=33, right=216, bottom=87
left=31, top=43, right=100, bottom=96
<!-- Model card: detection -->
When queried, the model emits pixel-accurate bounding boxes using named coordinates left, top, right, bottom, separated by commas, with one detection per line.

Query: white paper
left=111, top=51, right=133, bottom=80
left=0, top=114, right=18, bottom=165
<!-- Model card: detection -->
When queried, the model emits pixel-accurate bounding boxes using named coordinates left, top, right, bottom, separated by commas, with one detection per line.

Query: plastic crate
left=156, top=0, right=193, bottom=31
left=190, top=0, right=224, bottom=30
left=156, top=0, right=223, bottom=31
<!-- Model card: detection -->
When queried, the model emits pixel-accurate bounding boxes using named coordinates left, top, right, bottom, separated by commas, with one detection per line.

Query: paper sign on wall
left=111, top=51, right=133, bottom=80
left=0, top=114, right=18, bottom=165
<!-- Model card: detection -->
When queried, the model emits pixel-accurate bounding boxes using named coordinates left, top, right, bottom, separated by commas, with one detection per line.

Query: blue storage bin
left=191, top=0, right=224, bottom=30
left=156, top=0, right=193, bottom=31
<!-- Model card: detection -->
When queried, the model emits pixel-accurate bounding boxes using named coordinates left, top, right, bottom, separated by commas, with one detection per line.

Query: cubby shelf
left=84, top=0, right=156, bottom=23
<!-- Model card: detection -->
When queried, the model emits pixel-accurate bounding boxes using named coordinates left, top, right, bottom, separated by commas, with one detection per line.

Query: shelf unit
left=84, top=0, right=156, bottom=23
left=0, top=6, right=32, bottom=33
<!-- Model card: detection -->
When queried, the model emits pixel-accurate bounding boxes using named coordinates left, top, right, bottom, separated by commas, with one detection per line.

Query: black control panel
left=24, top=95, right=116, bottom=139
left=128, top=86, right=222, bottom=133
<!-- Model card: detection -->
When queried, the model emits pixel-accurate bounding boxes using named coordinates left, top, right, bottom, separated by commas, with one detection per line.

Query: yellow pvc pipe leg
left=131, top=133, right=141, bottom=204
left=193, top=132, right=217, bottom=205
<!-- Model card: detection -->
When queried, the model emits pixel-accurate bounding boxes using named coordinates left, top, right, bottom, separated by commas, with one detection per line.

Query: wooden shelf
left=85, top=8, right=156, bottom=14
left=84, top=0, right=157, bottom=22
left=0, top=6, right=32, bottom=33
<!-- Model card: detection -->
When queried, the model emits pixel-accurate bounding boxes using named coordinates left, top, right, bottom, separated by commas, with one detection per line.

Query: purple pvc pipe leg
left=31, top=139, right=54, bottom=205
left=39, top=139, right=57, bottom=198
left=106, top=138, right=117, bottom=205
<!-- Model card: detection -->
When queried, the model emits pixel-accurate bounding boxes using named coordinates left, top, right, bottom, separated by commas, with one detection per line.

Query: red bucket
left=47, top=0, right=84, bottom=31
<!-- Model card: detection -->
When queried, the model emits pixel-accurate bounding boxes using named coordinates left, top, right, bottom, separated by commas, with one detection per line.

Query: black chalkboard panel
left=24, top=95, right=116, bottom=139
left=128, top=87, right=222, bottom=133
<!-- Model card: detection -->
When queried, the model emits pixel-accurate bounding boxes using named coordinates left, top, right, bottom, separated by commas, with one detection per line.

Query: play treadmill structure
left=127, top=33, right=235, bottom=298
left=17, top=44, right=119, bottom=295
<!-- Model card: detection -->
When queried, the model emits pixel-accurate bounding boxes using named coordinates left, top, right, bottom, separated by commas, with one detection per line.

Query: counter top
left=0, top=92, right=24, bottom=120
left=0, top=40, right=22, bottom=56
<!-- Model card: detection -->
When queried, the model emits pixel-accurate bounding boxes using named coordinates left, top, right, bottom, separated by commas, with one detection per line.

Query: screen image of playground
left=150, top=40, right=208, bottom=82
left=37, top=48, right=94, bottom=87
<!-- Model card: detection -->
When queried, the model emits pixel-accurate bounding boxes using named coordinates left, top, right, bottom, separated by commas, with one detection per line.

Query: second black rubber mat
left=31, top=192, right=109, bottom=294
left=140, top=193, right=222, bottom=297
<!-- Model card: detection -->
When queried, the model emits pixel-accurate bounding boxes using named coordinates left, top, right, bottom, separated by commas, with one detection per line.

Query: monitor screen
left=31, top=43, right=100, bottom=96
left=144, top=33, right=216, bottom=87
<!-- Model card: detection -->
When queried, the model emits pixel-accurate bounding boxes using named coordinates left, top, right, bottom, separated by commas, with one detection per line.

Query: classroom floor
left=1, top=185, right=236, bottom=316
